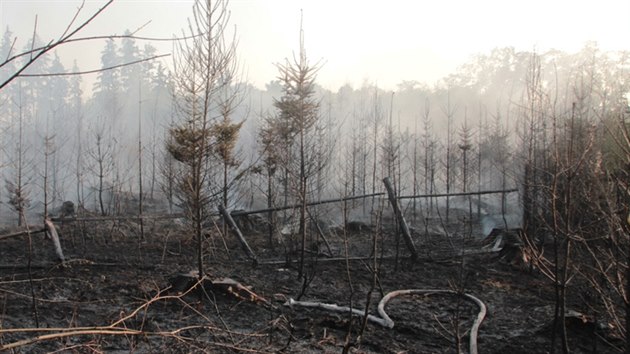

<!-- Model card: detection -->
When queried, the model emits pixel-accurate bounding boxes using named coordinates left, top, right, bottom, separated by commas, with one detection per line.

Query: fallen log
left=0, top=222, right=65, bottom=263
left=397, top=188, right=519, bottom=199
left=0, top=227, right=46, bottom=241
left=212, top=277, right=270, bottom=305
left=229, top=192, right=386, bottom=217
left=306, top=207, right=333, bottom=257
left=383, top=177, right=419, bottom=260
left=285, top=298, right=388, bottom=326
left=168, top=271, right=269, bottom=305
left=286, top=288, right=487, bottom=354
left=253, top=244, right=505, bottom=265
left=44, top=218, right=64, bottom=262
left=50, top=213, right=185, bottom=223
left=218, top=204, right=257, bottom=264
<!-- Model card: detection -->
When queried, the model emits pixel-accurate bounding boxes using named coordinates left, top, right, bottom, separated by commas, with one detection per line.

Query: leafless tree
left=5, top=83, right=32, bottom=226
left=87, top=124, right=115, bottom=216
left=441, top=89, right=458, bottom=222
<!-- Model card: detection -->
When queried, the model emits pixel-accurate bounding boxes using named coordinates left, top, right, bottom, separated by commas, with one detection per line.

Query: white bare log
left=284, top=298, right=390, bottom=327
left=286, top=288, right=487, bottom=354
left=44, top=218, right=65, bottom=262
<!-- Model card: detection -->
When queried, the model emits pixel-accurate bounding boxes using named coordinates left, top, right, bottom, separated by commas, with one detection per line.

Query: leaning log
left=383, top=177, right=418, bottom=260
left=218, top=204, right=257, bottom=265
left=306, top=207, right=333, bottom=257
left=230, top=192, right=385, bottom=217
left=44, top=218, right=65, bottom=262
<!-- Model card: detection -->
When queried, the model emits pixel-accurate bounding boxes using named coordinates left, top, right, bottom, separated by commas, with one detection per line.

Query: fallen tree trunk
left=286, top=288, right=487, bottom=354
left=0, top=227, right=46, bottom=241
left=306, top=207, right=333, bottom=257
left=285, top=298, right=388, bottom=326
left=383, top=177, right=418, bottom=260
left=0, top=222, right=65, bottom=263
left=218, top=204, right=257, bottom=265
left=397, top=188, right=519, bottom=200
left=230, top=192, right=386, bottom=217
left=44, top=218, right=64, bottom=262
left=50, top=213, right=185, bottom=223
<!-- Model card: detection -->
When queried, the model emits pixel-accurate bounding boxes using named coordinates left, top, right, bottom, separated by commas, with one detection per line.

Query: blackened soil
left=0, top=219, right=621, bottom=353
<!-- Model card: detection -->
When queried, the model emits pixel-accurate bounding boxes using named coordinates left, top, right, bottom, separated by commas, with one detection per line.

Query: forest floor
left=0, top=214, right=623, bottom=353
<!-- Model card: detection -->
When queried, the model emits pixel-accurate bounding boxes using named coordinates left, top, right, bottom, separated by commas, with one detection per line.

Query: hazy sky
left=1, top=0, right=629, bottom=93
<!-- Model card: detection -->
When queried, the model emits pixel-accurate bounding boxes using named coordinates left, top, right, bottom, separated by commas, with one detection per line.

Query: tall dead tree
left=259, top=114, right=281, bottom=247
left=441, top=89, right=458, bottom=223
left=87, top=125, right=114, bottom=216
left=167, top=0, right=238, bottom=280
left=272, top=15, right=323, bottom=278
left=5, top=83, right=31, bottom=226
left=421, top=98, right=436, bottom=216
left=212, top=86, right=244, bottom=210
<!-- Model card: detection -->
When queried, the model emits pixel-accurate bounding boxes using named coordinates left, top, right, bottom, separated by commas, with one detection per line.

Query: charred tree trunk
left=383, top=177, right=418, bottom=260
left=218, top=204, right=257, bottom=264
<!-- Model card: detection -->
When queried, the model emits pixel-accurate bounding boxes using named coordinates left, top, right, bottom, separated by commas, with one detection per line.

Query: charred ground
left=0, top=214, right=621, bottom=353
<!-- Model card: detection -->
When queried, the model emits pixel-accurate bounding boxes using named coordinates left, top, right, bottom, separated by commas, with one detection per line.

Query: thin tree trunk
left=138, top=83, right=144, bottom=240
left=298, top=130, right=307, bottom=279
left=383, top=177, right=418, bottom=260
left=267, top=169, right=274, bottom=248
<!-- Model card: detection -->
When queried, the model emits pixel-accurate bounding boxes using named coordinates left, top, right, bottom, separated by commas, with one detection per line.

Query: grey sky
left=2, top=0, right=629, bottom=93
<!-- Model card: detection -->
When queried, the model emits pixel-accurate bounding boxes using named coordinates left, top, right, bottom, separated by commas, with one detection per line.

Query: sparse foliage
left=167, top=0, right=239, bottom=279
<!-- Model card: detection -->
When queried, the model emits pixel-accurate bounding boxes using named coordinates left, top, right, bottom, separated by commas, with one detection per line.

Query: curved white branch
left=286, top=289, right=487, bottom=354
left=284, top=298, right=390, bottom=327
left=44, top=218, right=65, bottom=262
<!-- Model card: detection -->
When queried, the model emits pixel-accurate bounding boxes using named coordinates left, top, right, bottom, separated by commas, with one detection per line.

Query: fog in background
left=3, top=0, right=629, bottom=93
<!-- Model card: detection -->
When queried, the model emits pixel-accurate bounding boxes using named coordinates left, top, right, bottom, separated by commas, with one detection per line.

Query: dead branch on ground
left=0, top=278, right=273, bottom=352
left=286, top=288, right=487, bottom=354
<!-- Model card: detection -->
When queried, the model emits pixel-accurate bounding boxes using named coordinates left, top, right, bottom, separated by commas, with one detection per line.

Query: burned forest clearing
left=0, top=190, right=625, bottom=353
left=2, top=0, right=630, bottom=353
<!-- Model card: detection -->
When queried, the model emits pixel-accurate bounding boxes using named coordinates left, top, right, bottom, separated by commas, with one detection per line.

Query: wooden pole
left=306, top=207, right=333, bottom=257
left=49, top=192, right=388, bottom=224
left=397, top=188, right=518, bottom=200
left=230, top=192, right=385, bottom=217
left=50, top=213, right=185, bottom=223
left=0, top=227, right=46, bottom=241
left=218, top=204, right=257, bottom=265
left=383, top=177, right=418, bottom=260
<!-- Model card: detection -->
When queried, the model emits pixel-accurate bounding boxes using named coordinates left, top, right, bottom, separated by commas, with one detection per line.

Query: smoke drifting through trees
left=165, top=0, right=241, bottom=279
left=1, top=1, right=630, bottom=351
left=1, top=32, right=627, bottom=220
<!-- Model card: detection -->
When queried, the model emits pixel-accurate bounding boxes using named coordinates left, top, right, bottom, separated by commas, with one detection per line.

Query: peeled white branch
left=44, top=218, right=65, bottom=262
left=286, top=289, right=487, bottom=354
left=284, top=298, right=390, bottom=327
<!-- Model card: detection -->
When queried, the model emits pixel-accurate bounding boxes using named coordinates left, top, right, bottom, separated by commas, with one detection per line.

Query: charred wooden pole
left=218, top=204, right=258, bottom=265
left=397, top=188, right=519, bottom=200
left=383, top=177, right=418, bottom=260
left=230, top=192, right=385, bottom=217
left=0, top=227, right=46, bottom=241
left=306, top=207, right=333, bottom=257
